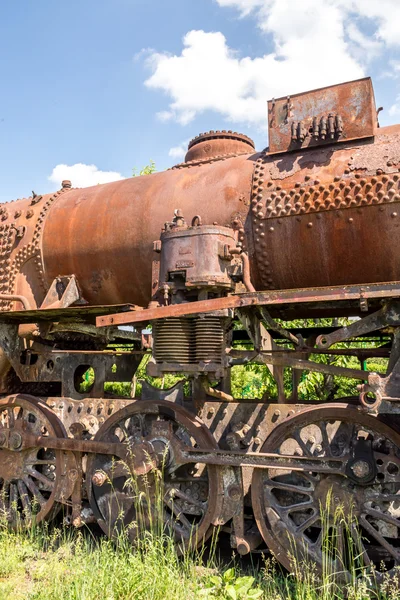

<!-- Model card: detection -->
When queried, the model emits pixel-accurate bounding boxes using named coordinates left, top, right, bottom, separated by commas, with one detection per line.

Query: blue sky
left=1, top=0, right=400, bottom=202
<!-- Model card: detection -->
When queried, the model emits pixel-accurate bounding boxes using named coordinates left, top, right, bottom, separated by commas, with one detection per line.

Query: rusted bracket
left=40, top=275, right=85, bottom=310
left=316, top=301, right=400, bottom=349
left=363, top=329, right=400, bottom=403
left=228, top=349, right=370, bottom=381
left=258, top=306, right=300, bottom=346
left=237, top=308, right=285, bottom=402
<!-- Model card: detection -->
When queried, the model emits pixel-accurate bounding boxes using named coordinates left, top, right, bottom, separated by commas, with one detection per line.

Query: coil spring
left=153, top=316, right=225, bottom=364
left=195, top=316, right=224, bottom=363
left=153, top=318, right=195, bottom=363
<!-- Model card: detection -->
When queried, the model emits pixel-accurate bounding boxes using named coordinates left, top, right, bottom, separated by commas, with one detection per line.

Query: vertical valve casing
left=157, top=221, right=237, bottom=293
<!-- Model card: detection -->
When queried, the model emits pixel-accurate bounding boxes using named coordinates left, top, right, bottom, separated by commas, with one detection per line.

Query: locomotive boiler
left=1, top=76, right=400, bottom=581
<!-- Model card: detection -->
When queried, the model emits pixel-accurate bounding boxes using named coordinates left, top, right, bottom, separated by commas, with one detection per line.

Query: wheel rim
left=0, top=394, right=65, bottom=527
left=252, top=404, right=400, bottom=582
left=86, top=400, right=221, bottom=551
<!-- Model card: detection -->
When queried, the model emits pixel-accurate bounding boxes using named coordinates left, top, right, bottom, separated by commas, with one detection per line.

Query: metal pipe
left=0, top=294, right=31, bottom=310
left=240, top=252, right=255, bottom=292
left=202, top=379, right=234, bottom=401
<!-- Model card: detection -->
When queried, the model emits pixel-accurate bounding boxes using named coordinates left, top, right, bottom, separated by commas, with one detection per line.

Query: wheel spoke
left=278, top=499, right=315, bottom=515
left=116, top=423, right=129, bottom=441
left=9, top=483, right=18, bottom=521
left=293, top=431, right=313, bottom=457
left=6, top=407, right=15, bottom=427
left=25, top=459, right=57, bottom=466
left=23, top=477, right=45, bottom=507
left=364, top=507, right=400, bottom=530
left=164, top=513, right=187, bottom=537
left=336, top=523, right=345, bottom=559
left=295, top=512, right=320, bottom=533
left=165, top=486, right=205, bottom=510
left=17, top=480, right=32, bottom=519
left=25, top=468, right=55, bottom=489
left=359, top=516, right=400, bottom=561
left=164, top=496, right=193, bottom=532
left=319, top=422, right=333, bottom=457
left=372, top=493, right=400, bottom=503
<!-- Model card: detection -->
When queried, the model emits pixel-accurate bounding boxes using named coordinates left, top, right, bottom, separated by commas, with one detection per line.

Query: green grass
left=0, top=523, right=399, bottom=600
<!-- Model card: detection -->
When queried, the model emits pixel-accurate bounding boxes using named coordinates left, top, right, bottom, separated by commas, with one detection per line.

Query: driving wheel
left=252, top=404, right=400, bottom=582
left=0, top=394, right=67, bottom=527
left=86, top=400, right=221, bottom=552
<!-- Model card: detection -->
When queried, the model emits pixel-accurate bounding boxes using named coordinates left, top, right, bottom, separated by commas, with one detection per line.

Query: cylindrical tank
left=42, top=150, right=254, bottom=307
left=2, top=125, right=400, bottom=312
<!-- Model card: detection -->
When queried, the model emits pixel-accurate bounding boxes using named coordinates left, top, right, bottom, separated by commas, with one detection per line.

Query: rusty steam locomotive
left=1, top=76, right=400, bottom=580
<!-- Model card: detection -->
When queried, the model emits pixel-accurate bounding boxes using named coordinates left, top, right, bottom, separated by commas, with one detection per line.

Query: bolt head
left=228, top=485, right=241, bottom=501
left=9, top=431, right=22, bottom=450
left=350, top=459, right=371, bottom=479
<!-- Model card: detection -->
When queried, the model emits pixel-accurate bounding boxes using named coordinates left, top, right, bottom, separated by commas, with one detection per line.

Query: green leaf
left=223, top=568, right=235, bottom=582
left=225, top=584, right=237, bottom=600
left=247, top=589, right=264, bottom=598
left=235, top=576, right=254, bottom=588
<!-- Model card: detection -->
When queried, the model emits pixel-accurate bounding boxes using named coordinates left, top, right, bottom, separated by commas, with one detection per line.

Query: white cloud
left=347, top=0, right=400, bottom=47
left=168, top=139, right=191, bottom=160
left=216, top=0, right=264, bottom=16
left=156, top=110, right=174, bottom=122
left=343, top=23, right=382, bottom=62
left=48, top=164, right=125, bottom=189
left=144, top=27, right=362, bottom=128
left=219, top=0, right=400, bottom=47
left=142, top=0, right=400, bottom=128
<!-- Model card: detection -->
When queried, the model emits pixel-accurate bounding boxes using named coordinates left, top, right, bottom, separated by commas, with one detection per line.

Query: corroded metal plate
left=268, top=77, right=376, bottom=154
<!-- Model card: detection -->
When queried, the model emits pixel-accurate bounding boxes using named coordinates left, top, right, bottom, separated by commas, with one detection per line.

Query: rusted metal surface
left=41, top=153, right=254, bottom=308
left=0, top=303, right=137, bottom=323
left=96, top=281, right=400, bottom=327
left=185, top=130, right=254, bottom=163
left=155, top=215, right=238, bottom=297
left=40, top=275, right=83, bottom=310
left=0, top=294, right=31, bottom=310
left=0, top=115, right=400, bottom=316
left=250, top=125, right=400, bottom=292
left=316, top=300, right=400, bottom=349
left=267, top=77, right=376, bottom=154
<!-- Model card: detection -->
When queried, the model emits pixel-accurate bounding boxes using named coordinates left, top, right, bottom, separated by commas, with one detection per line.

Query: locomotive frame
left=0, top=76, right=400, bottom=582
